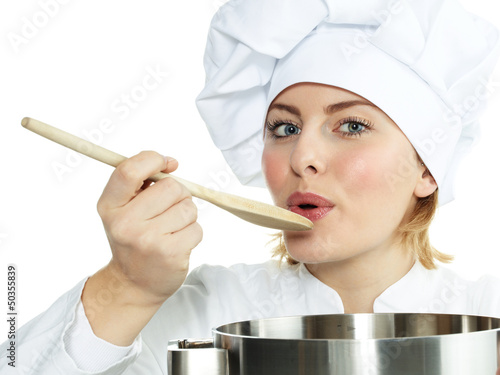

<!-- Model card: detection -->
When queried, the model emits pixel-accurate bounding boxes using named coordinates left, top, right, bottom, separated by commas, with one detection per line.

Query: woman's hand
left=82, top=151, right=202, bottom=345
left=98, top=151, right=202, bottom=303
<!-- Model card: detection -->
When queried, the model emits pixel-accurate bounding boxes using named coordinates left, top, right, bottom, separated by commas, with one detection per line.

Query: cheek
left=262, top=148, right=288, bottom=198
left=335, top=149, right=380, bottom=192
left=335, top=144, right=415, bottom=197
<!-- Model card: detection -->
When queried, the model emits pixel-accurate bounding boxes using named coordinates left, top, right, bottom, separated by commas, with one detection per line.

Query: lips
left=286, top=192, right=334, bottom=222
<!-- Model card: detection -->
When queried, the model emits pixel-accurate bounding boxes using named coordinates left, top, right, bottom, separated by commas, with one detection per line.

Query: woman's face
left=262, top=83, right=434, bottom=264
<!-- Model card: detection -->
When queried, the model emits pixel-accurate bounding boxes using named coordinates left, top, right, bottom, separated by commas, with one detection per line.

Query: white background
left=0, top=0, right=499, bottom=330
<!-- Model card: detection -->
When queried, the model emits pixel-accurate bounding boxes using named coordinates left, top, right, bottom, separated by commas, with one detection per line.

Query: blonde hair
left=271, top=189, right=453, bottom=270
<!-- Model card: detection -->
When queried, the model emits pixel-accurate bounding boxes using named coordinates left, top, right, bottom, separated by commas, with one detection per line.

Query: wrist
left=103, top=261, right=170, bottom=307
left=81, top=263, right=166, bottom=346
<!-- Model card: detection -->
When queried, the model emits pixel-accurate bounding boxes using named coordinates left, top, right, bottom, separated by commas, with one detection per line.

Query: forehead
left=269, top=82, right=372, bottom=107
left=266, top=82, right=389, bottom=122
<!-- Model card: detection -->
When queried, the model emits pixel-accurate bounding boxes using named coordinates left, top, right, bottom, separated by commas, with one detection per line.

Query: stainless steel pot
left=168, top=313, right=500, bottom=374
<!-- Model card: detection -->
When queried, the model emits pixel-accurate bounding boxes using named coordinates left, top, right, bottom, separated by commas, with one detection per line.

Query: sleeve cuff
left=63, top=299, right=141, bottom=373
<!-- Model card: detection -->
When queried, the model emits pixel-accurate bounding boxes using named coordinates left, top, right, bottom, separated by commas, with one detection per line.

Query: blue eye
left=275, top=123, right=301, bottom=137
left=337, top=117, right=373, bottom=137
left=339, top=121, right=366, bottom=134
left=266, top=120, right=301, bottom=139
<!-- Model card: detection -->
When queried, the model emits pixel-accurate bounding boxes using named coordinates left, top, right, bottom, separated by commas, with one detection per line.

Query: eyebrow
left=325, top=100, right=376, bottom=113
left=268, top=100, right=376, bottom=116
left=268, top=103, right=301, bottom=116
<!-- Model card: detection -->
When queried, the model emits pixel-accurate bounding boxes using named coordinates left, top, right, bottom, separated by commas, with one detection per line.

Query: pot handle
left=168, top=338, right=228, bottom=375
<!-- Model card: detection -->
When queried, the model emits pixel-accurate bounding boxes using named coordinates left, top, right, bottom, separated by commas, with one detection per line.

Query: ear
left=414, top=164, right=438, bottom=198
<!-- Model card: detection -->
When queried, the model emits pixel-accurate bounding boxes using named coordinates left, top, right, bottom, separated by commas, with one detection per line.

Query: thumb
left=162, top=156, right=179, bottom=173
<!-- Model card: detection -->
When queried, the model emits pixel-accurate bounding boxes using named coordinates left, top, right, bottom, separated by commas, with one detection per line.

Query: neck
left=305, top=243, right=415, bottom=314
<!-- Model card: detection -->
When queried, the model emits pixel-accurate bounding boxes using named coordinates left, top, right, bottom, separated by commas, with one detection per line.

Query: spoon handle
left=20, top=117, right=214, bottom=200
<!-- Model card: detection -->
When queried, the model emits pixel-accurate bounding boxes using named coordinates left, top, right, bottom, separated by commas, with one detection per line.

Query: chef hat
left=196, top=0, right=500, bottom=204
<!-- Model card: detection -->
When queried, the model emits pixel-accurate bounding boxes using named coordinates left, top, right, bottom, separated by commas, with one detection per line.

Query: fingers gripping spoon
left=21, top=117, right=313, bottom=231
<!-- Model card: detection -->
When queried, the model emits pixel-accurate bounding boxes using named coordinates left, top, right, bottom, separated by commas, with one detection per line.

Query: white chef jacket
left=1, top=260, right=499, bottom=374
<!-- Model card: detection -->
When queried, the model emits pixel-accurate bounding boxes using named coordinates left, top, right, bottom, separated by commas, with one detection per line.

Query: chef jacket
left=1, top=260, right=499, bottom=374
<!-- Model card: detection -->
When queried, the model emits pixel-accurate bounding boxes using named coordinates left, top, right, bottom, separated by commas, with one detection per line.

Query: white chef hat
left=196, top=0, right=500, bottom=204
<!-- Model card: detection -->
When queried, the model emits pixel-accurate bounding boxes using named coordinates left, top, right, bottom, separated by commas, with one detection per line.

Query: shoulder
left=469, top=273, right=500, bottom=317
left=434, top=265, right=500, bottom=318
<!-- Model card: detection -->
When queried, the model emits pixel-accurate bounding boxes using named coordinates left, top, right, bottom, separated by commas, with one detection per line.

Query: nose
left=289, top=130, right=327, bottom=178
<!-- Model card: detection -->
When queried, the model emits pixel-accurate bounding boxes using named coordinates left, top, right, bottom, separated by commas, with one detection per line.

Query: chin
left=285, top=240, right=349, bottom=264
left=285, top=227, right=375, bottom=264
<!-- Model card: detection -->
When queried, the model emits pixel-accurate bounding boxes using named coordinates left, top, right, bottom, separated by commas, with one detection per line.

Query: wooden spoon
left=21, top=117, right=313, bottom=231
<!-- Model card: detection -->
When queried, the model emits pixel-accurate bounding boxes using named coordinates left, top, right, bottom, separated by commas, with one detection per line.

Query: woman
left=2, top=0, right=500, bottom=373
